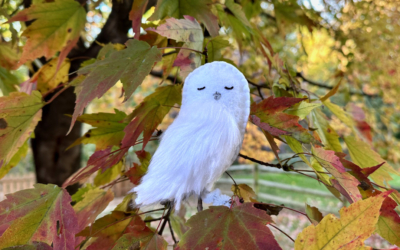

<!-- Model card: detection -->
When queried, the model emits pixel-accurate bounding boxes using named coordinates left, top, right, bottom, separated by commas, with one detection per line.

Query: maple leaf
left=0, top=43, right=19, bottom=70
left=176, top=203, right=282, bottom=250
left=295, top=191, right=392, bottom=250
left=68, top=109, right=128, bottom=150
left=310, top=109, right=342, bottom=152
left=312, top=147, right=362, bottom=203
left=344, top=136, right=398, bottom=187
left=129, top=0, right=148, bottom=40
left=126, top=150, right=151, bottom=185
left=305, top=204, right=323, bottom=225
left=0, top=91, right=44, bottom=167
left=231, top=183, right=257, bottom=202
left=149, top=16, right=204, bottom=79
left=285, top=101, right=321, bottom=120
left=377, top=195, right=400, bottom=247
left=0, top=184, right=78, bottom=250
left=251, top=96, right=318, bottom=144
left=2, top=242, right=53, bottom=250
left=63, top=147, right=120, bottom=187
left=160, top=52, right=177, bottom=82
left=94, top=161, right=124, bottom=186
left=78, top=211, right=154, bottom=250
left=205, top=36, right=231, bottom=62
left=150, top=0, right=219, bottom=37
left=0, top=67, right=18, bottom=96
left=347, top=103, right=373, bottom=142
left=274, top=0, right=317, bottom=36
left=32, top=57, right=70, bottom=94
left=7, top=0, right=86, bottom=67
left=216, top=0, right=252, bottom=51
left=0, top=140, right=28, bottom=179
left=124, top=84, right=182, bottom=149
left=323, top=99, right=355, bottom=128
left=140, top=233, right=168, bottom=250
left=73, top=187, right=114, bottom=246
left=70, top=39, right=162, bottom=132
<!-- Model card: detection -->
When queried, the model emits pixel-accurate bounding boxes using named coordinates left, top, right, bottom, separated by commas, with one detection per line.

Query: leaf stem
left=269, top=224, right=295, bottom=242
left=158, top=47, right=206, bottom=55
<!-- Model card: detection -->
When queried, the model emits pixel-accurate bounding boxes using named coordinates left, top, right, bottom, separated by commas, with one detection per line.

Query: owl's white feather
left=131, top=61, right=250, bottom=210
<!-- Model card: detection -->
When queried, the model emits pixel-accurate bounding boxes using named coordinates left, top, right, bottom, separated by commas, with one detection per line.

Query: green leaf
left=216, top=3, right=252, bottom=51
left=74, top=188, right=114, bottom=233
left=251, top=96, right=318, bottom=144
left=205, top=36, right=231, bottom=62
left=114, top=193, right=136, bottom=213
left=344, top=136, right=398, bottom=187
left=0, top=139, right=28, bottom=179
left=305, top=204, right=323, bottom=225
left=310, top=109, right=342, bottom=152
left=124, top=84, right=182, bottom=149
left=70, top=39, right=162, bottom=131
left=176, top=203, right=281, bottom=249
left=0, top=91, right=44, bottom=166
left=7, top=0, right=86, bottom=65
left=0, top=43, right=19, bottom=70
left=323, top=99, right=355, bottom=129
left=150, top=0, right=219, bottom=37
left=376, top=196, right=400, bottom=247
left=284, top=101, right=321, bottom=120
left=69, top=109, right=128, bottom=150
left=150, top=16, right=204, bottom=79
left=0, top=184, right=78, bottom=249
left=94, top=161, right=124, bottom=186
left=0, top=67, right=18, bottom=95
left=273, top=0, right=317, bottom=36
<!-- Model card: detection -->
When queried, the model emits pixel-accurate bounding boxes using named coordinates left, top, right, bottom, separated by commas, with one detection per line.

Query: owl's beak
left=213, top=91, right=221, bottom=100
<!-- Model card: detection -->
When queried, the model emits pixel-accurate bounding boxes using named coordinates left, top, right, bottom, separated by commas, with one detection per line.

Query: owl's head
left=182, top=61, right=249, bottom=112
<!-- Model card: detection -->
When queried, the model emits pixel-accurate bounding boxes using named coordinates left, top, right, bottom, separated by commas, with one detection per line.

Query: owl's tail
left=129, top=181, right=186, bottom=210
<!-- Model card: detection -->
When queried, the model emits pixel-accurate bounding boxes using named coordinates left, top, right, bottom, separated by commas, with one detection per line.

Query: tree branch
left=239, top=153, right=283, bottom=169
left=296, top=72, right=378, bottom=98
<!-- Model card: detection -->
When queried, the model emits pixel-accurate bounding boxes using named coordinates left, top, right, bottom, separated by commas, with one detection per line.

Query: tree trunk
left=31, top=0, right=156, bottom=194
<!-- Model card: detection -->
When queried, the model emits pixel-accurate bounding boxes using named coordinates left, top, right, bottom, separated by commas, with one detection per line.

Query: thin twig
left=296, top=72, right=378, bottom=98
left=269, top=224, right=295, bottom=242
left=158, top=205, right=172, bottom=235
left=255, top=202, right=313, bottom=224
left=144, top=217, right=164, bottom=223
left=158, top=47, right=205, bottom=55
left=45, top=86, right=71, bottom=105
left=225, top=171, right=237, bottom=186
left=371, top=182, right=389, bottom=190
left=239, top=153, right=282, bottom=169
left=168, top=218, right=178, bottom=244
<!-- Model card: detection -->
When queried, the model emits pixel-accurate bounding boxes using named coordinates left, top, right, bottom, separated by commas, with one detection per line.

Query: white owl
left=131, top=61, right=250, bottom=210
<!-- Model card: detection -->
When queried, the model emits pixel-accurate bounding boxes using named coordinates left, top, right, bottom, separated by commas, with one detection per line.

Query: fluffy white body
left=131, top=61, right=250, bottom=210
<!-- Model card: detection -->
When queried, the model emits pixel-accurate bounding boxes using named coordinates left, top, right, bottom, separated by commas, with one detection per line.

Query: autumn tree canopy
left=1, top=0, right=400, bottom=249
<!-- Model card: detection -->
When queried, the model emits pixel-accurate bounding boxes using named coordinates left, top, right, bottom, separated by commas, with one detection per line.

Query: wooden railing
left=0, top=173, right=134, bottom=201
